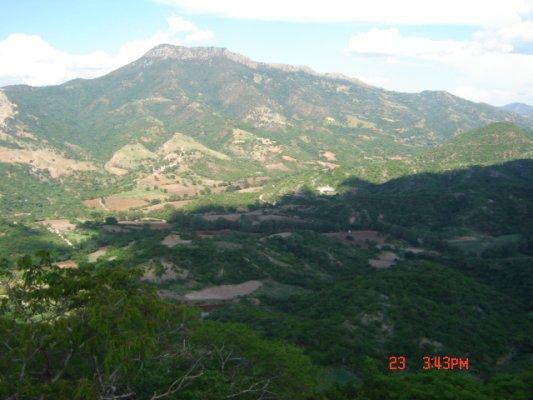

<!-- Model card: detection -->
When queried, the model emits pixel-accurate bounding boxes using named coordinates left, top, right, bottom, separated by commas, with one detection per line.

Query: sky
left=1, top=0, right=532, bottom=106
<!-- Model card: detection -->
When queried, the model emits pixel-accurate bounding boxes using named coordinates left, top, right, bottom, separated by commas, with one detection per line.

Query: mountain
left=0, top=44, right=532, bottom=219
left=502, top=102, right=533, bottom=119
left=417, top=122, right=533, bottom=171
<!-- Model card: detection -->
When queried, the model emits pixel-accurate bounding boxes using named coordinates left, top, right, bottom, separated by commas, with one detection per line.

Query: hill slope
left=502, top=102, right=533, bottom=119
left=417, top=122, right=533, bottom=171
left=0, top=45, right=532, bottom=218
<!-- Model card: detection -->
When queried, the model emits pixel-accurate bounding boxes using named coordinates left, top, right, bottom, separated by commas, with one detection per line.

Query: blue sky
left=1, top=0, right=532, bottom=105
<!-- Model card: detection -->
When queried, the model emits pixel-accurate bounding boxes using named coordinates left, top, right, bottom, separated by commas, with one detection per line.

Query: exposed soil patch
left=88, top=246, right=109, bottom=262
left=316, top=161, right=340, bottom=170
left=105, top=196, right=148, bottom=211
left=55, top=260, right=78, bottom=269
left=0, top=147, right=95, bottom=178
left=146, top=200, right=191, bottom=211
left=162, top=233, right=192, bottom=247
left=184, top=280, right=262, bottom=301
left=104, top=143, right=156, bottom=175
left=202, top=213, right=244, bottom=222
left=324, top=230, right=387, bottom=246
left=82, top=198, right=106, bottom=210
left=0, top=90, right=16, bottom=128
left=282, top=155, right=297, bottom=163
left=119, top=220, right=173, bottom=230
left=160, top=183, right=202, bottom=196
left=237, top=186, right=263, bottom=193
left=268, top=232, right=292, bottom=238
left=321, top=150, right=337, bottom=161
left=39, top=219, right=76, bottom=232
left=265, top=163, right=289, bottom=171
left=369, top=251, right=398, bottom=269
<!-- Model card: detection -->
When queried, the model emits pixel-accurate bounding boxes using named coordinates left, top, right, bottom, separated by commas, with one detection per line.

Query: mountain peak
left=502, top=102, right=533, bottom=119
left=141, top=44, right=365, bottom=84
left=142, top=44, right=260, bottom=68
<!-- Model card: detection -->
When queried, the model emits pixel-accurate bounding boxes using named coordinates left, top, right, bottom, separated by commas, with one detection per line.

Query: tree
left=0, top=252, right=322, bottom=399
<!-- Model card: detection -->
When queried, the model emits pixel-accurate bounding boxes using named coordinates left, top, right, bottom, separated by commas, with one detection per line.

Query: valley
left=0, top=45, right=532, bottom=399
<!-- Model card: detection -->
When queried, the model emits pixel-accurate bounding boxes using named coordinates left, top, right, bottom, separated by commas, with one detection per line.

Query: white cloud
left=156, top=0, right=532, bottom=27
left=346, top=24, right=533, bottom=105
left=0, top=16, right=214, bottom=87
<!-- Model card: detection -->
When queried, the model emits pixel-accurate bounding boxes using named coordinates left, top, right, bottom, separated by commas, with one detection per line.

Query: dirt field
left=120, top=220, right=173, bottom=230
left=323, top=230, right=387, bottom=246
left=55, top=260, right=78, bottom=269
left=88, top=246, right=109, bottom=262
left=201, top=211, right=302, bottom=224
left=145, top=200, right=191, bottom=211
left=369, top=251, right=398, bottom=269
left=321, top=150, right=337, bottom=161
left=162, top=234, right=192, bottom=247
left=82, top=198, right=105, bottom=209
left=184, top=280, right=262, bottom=301
left=0, top=147, right=95, bottom=178
left=39, top=219, right=76, bottom=232
left=201, top=213, right=245, bottom=222
left=317, top=161, right=340, bottom=169
left=104, top=196, right=148, bottom=211
left=265, top=163, right=289, bottom=171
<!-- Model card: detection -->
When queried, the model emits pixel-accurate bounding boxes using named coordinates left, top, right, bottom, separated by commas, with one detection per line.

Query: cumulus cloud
left=346, top=23, right=533, bottom=105
left=0, top=16, right=214, bottom=86
left=156, top=0, right=531, bottom=27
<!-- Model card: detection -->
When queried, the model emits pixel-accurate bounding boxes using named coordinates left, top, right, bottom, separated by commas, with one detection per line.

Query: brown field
left=39, top=219, right=76, bottom=232
left=265, top=163, right=289, bottom=171
left=201, top=213, right=244, bottom=222
left=184, top=280, right=262, bottom=301
left=321, top=150, right=337, bottom=161
left=0, top=147, right=95, bottom=178
left=138, top=173, right=174, bottom=188
left=120, top=220, right=173, bottom=230
left=145, top=200, right=191, bottom=211
left=104, top=196, right=148, bottom=211
left=237, top=186, right=263, bottom=193
left=267, top=232, right=293, bottom=238
left=82, top=198, right=105, bottom=209
left=369, top=251, right=398, bottom=269
left=88, top=246, right=109, bottom=262
left=201, top=211, right=303, bottom=225
left=162, top=233, right=192, bottom=247
left=317, top=161, right=339, bottom=169
left=282, top=155, right=298, bottom=163
left=55, top=260, right=78, bottom=269
left=323, top=230, right=387, bottom=246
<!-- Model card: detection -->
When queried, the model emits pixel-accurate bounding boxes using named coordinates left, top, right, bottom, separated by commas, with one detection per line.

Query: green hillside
left=418, top=122, right=533, bottom=171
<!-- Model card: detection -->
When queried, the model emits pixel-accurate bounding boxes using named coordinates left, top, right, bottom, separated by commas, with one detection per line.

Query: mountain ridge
left=0, top=44, right=532, bottom=217
left=502, top=102, right=533, bottom=119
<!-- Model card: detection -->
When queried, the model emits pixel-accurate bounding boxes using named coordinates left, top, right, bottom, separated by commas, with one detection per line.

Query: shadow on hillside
left=270, top=159, right=533, bottom=237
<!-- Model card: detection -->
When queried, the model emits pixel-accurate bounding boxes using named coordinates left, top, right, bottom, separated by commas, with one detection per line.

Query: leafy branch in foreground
left=0, top=253, right=320, bottom=399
